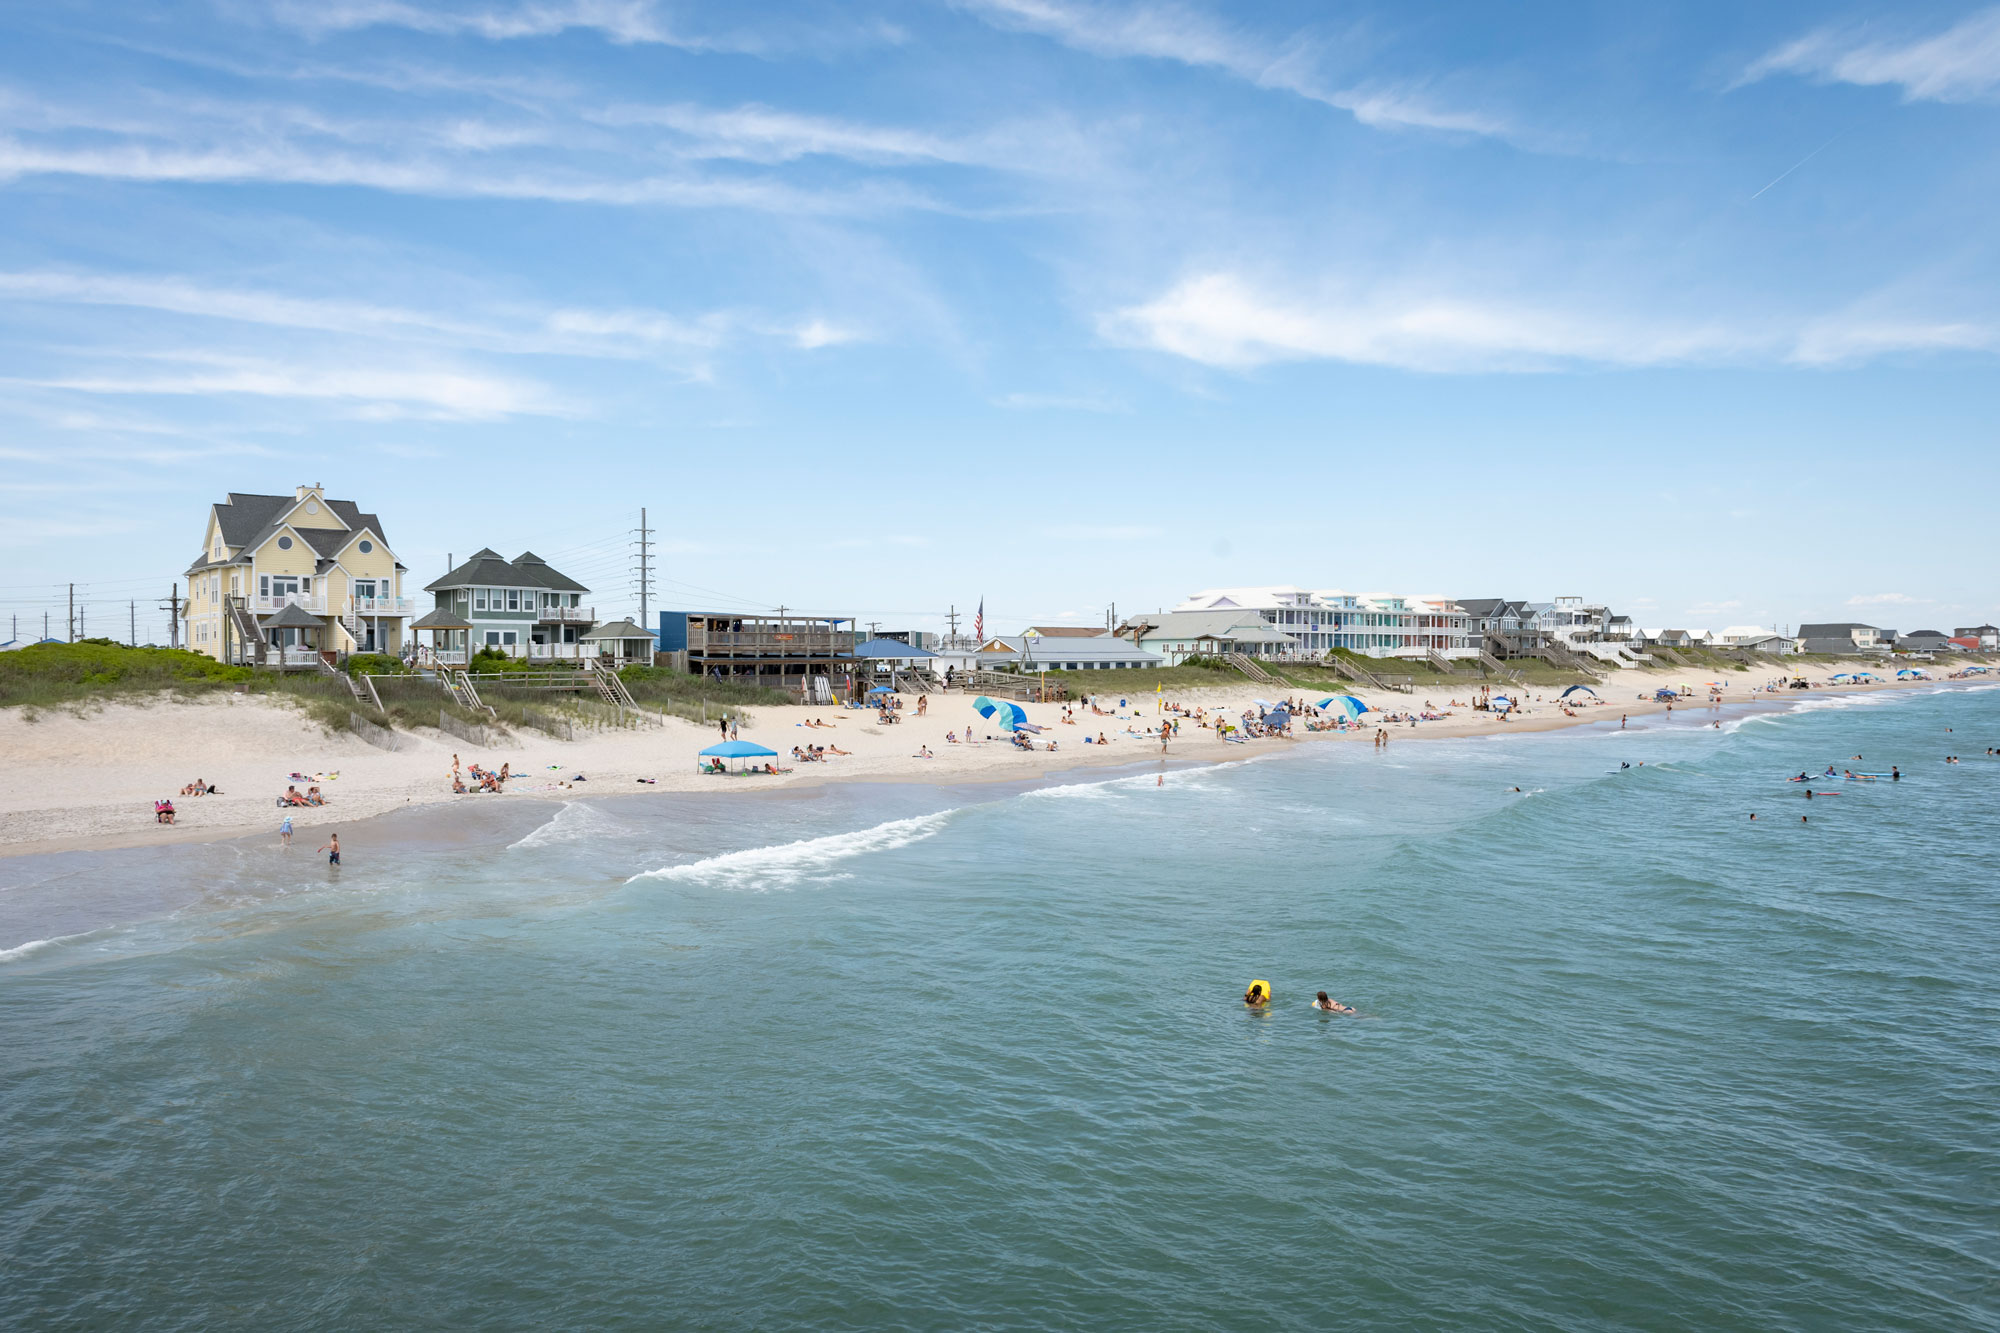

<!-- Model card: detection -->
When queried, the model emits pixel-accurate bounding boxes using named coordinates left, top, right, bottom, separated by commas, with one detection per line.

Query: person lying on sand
left=828, top=745, right=851, bottom=755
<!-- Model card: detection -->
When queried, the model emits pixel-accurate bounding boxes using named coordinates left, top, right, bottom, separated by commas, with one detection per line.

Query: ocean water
left=4, top=686, right=1999, bottom=1330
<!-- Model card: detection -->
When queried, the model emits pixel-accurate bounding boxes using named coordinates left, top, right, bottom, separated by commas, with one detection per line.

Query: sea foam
left=508, top=801, right=625, bottom=851
left=630, top=810, right=955, bottom=890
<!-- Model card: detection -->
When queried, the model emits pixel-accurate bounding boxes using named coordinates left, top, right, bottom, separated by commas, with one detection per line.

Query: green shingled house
left=415, top=549, right=595, bottom=664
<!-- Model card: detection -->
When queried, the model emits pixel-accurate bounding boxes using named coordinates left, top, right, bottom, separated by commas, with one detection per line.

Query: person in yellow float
left=1243, top=980, right=1270, bottom=1008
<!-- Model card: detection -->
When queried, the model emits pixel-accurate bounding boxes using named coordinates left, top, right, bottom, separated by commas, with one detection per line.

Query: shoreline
left=0, top=668, right=1983, bottom=863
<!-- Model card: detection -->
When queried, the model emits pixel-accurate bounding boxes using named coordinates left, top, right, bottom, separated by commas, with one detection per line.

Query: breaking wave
left=630, top=810, right=955, bottom=890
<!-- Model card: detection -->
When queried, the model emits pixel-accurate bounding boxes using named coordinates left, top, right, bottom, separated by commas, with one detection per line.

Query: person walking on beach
left=719, top=717, right=728, bottom=741
left=730, top=717, right=740, bottom=741
left=317, top=832, right=340, bottom=866
left=279, top=814, right=293, bottom=846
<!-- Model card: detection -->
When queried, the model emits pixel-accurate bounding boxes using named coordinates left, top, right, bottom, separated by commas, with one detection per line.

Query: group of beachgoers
left=449, top=754, right=509, bottom=793
left=278, top=784, right=327, bottom=807
left=1242, top=980, right=1354, bottom=1014
left=179, top=778, right=220, bottom=796
left=791, top=743, right=850, bottom=762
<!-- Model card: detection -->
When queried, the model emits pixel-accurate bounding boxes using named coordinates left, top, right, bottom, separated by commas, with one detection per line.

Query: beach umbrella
left=867, top=684, right=895, bottom=694
left=1321, top=693, right=1369, bottom=720
left=973, top=695, right=999, bottom=717
left=1560, top=685, right=1597, bottom=698
left=991, top=701, right=1028, bottom=730
left=1253, top=699, right=1276, bottom=709
left=1491, top=696, right=1514, bottom=711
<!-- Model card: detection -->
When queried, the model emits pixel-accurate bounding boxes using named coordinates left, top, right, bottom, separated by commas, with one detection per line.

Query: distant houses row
left=174, top=488, right=1998, bottom=687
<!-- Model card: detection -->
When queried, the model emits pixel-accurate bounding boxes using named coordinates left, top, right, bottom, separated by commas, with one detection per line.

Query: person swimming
left=1243, top=982, right=1269, bottom=1007
left=1312, top=991, right=1353, bottom=1014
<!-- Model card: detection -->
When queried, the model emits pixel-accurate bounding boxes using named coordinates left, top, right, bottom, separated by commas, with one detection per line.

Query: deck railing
left=250, top=593, right=327, bottom=615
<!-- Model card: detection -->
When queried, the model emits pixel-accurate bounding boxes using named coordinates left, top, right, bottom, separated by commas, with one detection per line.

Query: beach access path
left=0, top=666, right=1949, bottom=858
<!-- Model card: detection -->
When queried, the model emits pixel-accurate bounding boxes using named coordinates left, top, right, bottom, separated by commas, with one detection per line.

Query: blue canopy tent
left=1491, top=695, right=1515, bottom=712
left=698, top=740, right=779, bottom=773
left=866, top=685, right=895, bottom=695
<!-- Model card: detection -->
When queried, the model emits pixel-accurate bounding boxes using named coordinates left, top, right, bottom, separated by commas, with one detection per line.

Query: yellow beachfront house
left=182, top=485, right=414, bottom=665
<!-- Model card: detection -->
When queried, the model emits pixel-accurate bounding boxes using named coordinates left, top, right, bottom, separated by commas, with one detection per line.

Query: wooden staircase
left=1326, top=654, right=1387, bottom=690
left=1426, top=649, right=1475, bottom=676
left=1226, top=652, right=1278, bottom=684
left=1477, top=649, right=1523, bottom=682
left=222, top=595, right=267, bottom=665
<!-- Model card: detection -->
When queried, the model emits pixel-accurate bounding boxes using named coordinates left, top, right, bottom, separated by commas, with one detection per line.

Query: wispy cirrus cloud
left=961, top=0, right=1513, bottom=138
left=0, top=269, right=865, bottom=360
left=0, top=134, right=936, bottom=214
left=10, top=351, right=561, bottom=421
left=1739, top=7, right=2000, bottom=103
left=1847, top=592, right=1925, bottom=607
left=269, top=0, right=728, bottom=49
left=1101, top=272, right=1999, bottom=372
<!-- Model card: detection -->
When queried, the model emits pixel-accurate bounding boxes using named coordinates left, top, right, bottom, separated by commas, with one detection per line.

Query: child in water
left=1313, top=991, right=1354, bottom=1014
left=1243, top=982, right=1269, bottom=1007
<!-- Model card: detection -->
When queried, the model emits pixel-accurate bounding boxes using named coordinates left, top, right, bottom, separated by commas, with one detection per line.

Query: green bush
left=345, top=652, right=408, bottom=677
left=0, top=642, right=250, bottom=706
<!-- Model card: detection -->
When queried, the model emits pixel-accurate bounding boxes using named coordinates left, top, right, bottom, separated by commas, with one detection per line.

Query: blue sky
left=2, top=1, right=1996, bottom=642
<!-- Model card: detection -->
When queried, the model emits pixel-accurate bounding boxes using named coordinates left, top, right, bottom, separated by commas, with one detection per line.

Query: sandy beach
left=0, top=665, right=1969, bottom=859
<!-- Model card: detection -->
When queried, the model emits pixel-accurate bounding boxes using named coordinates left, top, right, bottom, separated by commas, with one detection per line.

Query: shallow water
left=5, top=688, right=1999, bottom=1330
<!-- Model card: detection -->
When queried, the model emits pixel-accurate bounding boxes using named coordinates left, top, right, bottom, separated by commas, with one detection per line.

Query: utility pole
left=129, top=600, right=136, bottom=646
left=631, top=507, right=655, bottom=633
left=945, top=605, right=960, bottom=642
left=160, top=583, right=180, bottom=650
left=67, top=583, right=75, bottom=642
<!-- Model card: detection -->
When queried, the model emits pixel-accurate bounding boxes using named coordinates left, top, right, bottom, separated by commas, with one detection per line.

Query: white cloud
left=962, top=0, right=1512, bottom=138
left=0, top=133, right=937, bottom=216
left=994, top=391, right=1126, bottom=412
left=1101, top=272, right=1999, bottom=372
left=1040, top=523, right=1161, bottom=540
left=0, top=269, right=870, bottom=363
left=1846, top=593, right=1925, bottom=607
left=270, top=0, right=719, bottom=49
left=12, top=354, right=561, bottom=421
left=1740, top=8, right=2000, bottom=103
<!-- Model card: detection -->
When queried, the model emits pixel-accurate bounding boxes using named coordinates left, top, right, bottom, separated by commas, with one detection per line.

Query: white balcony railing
left=427, top=649, right=468, bottom=666
left=250, top=593, right=327, bottom=615
left=527, top=642, right=588, bottom=660
left=538, top=605, right=595, bottom=624
left=279, top=647, right=321, bottom=666
left=351, top=596, right=416, bottom=617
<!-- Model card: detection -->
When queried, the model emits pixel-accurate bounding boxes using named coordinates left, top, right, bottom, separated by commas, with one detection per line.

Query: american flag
left=974, top=597, right=984, bottom=642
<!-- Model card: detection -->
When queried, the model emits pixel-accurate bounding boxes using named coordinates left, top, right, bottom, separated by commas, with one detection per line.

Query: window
left=304, top=501, right=319, bottom=515
left=502, top=631, right=517, bottom=646
left=277, top=535, right=293, bottom=550
left=259, top=576, right=270, bottom=598
left=507, top=589, right=520, bottom=612
left=486, top=631, right=500, bottom=646
left=358, top=539, right=373, bottom=554
left=474, top=588, right=487, bottom=611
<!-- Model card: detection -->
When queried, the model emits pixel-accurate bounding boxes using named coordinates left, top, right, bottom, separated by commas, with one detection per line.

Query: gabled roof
left=206, top=492, right=394, bottom=568
left=425, top=548, right=589, bottom=593
left=410, top=608, right=473, bottom=630
left=1138, top=609, right=1296, bottom=643
left=259, top=602, right=324, bottom=630
left=582, top=618, right=653, bottom=641
left=1797, top=622, right=1882, bottom=636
